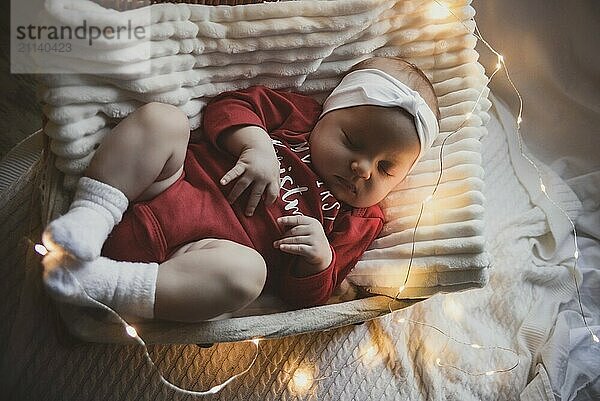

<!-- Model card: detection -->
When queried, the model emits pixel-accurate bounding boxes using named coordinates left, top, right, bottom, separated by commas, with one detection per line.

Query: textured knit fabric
left=102, top=86, right=384, bottom=308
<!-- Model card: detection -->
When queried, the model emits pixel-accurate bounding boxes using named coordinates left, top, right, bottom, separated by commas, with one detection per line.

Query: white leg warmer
left=43, top=254, right=158, bottom=319
left=43, top=177, right=129, bottom=261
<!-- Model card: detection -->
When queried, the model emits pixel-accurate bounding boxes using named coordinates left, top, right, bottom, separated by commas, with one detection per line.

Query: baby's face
left=309, top=105, right=420, bottom=208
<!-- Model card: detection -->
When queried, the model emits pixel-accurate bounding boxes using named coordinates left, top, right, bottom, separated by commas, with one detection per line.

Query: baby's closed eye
left=342, top=130, right=357, bottom=149
left=378, top=161, right=395, bottom=177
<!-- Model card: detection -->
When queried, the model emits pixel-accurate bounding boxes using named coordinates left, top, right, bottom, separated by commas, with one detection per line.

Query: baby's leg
left=43, top=239, right=267, bottom=322
left=86, top=102, right=190, bottom=202
left=155, top=239, right=267, bottom=322
left=43, top=103, right=190, bottom=260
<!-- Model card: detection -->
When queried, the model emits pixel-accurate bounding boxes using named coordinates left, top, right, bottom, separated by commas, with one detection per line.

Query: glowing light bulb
left=291, top=366, right=314, bottom=394
left=426, top=2, right=451, bottom=20
left=125, top=325, right=138, bottom=338
left=593, top=334, right=599, bottom=343
left=471, top=344, right=482, bottom=349
left=360, top=343, right=380, bottom=366
left=35, top=244, right=48, bottom=256
left=495, top=55, right=505, bottom=71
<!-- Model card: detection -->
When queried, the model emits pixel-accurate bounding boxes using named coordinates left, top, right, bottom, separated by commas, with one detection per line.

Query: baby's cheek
left=377, top=182, right=397, bottom=202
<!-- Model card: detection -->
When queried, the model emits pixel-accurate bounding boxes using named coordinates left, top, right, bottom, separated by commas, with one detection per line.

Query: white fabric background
left=475, top=1, right=600, bottom=400
left=475, top=0, right=600, bottom=174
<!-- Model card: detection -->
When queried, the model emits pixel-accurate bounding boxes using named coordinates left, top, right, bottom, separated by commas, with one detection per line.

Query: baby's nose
left=351, top=160, right=371, bottom=180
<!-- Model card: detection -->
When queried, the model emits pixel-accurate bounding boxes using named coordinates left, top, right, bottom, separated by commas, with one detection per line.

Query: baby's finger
left=276, top=215, right=313, bottom=227
left=264, top=182, right=279, bottom=206
left=227, top=177, right=251, bottom=204
left=277, top=243, right=311, bottom=257
left=220, top=163, right=246, bottom=186
left=280, top=225, right=313, bottom=238
left=245, top=182, right=267, bottom=216
left=273, top=235, right=310, bottom=248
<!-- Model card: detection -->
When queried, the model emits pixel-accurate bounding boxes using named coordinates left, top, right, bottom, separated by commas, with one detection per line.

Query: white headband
left=320, top=68, right=439, bottom=165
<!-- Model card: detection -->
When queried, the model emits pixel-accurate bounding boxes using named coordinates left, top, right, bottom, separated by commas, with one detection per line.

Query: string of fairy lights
left=434, top=0, right=598, bottom=344
left=34, top=242, right=261, bottom=395
left=31, top=0, right=598, bottom=396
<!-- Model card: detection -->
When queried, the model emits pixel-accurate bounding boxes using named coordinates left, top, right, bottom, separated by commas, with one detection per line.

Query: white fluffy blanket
left=38, top=0, right=492, bottom=297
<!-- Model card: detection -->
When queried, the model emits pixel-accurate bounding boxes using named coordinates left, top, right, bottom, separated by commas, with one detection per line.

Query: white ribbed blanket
left=38, top=0, right=491, bottom=297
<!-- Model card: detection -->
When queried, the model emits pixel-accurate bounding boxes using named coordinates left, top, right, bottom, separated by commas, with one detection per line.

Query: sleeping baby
left=41, top=57, right=440, bottom=322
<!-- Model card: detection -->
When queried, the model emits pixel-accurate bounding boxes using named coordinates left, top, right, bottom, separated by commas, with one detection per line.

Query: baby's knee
left=134, top=102, right=190, bottom=144
left=219, top=242, right=267, bottom=305
left=167, top=239, right=267, bottom=321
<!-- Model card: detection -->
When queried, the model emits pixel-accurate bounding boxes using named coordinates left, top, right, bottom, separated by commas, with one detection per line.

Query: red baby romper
left=102, top=86, right=384, bottom=308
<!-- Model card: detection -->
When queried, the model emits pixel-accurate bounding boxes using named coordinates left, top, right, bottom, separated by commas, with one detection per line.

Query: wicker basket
left=40, top=0, right=420, bottom=344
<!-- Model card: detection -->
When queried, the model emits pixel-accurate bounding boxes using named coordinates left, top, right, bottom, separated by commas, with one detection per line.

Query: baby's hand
left=274, top=215, right=333, bottom=274
left=220, top=137, right=280, bottom=216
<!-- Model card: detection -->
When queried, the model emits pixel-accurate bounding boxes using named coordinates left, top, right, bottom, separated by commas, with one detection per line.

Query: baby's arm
left=218, top=126, right=280, bottom=216
left=276, top=206, right=384, bottom=308
left=203, top=86, right=319, bottom=216
left=273, top=215, right=333, bottom=277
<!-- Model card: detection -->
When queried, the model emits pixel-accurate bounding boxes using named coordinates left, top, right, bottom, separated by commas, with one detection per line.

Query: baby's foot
left=42, top=177, right=129, bottom=260
left=42, top=252, right=159, bottom=319
left=41, top=250, right=98, bottom=308
left=43, top=206, right=112, bottom=261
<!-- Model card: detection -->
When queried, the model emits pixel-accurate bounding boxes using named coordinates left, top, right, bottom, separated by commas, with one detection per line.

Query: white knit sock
left=43, top=254, right=158, bottom=319
left=43, top=177, right=129, bottom=261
